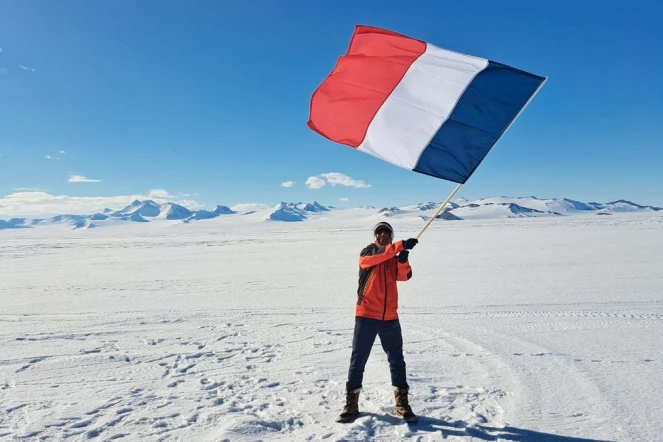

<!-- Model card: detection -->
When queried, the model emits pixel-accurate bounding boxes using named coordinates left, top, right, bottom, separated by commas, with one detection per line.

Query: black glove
left=397, top=251, right=409, bottom=263
left=402, top=238, right=418, bottom=250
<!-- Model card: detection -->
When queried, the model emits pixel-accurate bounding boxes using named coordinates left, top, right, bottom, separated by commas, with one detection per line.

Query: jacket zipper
left=382, top=262, right=387, bottom=320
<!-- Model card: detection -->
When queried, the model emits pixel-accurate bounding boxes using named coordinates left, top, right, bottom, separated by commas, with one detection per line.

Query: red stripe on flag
left=307, top=25, right=426, bottom=148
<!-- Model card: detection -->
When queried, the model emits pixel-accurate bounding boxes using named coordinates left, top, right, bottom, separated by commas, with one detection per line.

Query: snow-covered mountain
left=114, top=200, right=162, bottom=218
left=213, top=205, right=235, bottom=215
left=157, top=203, right=193, bottom=220
left=263, top=202, right=309, bottom=222
left=261, top=201, right=330, bottom=222
left=450, top=201, right=561, bottom=219
left=0, top=197, right=660, bottom=230
left=400, top=201, right=461, bottom=211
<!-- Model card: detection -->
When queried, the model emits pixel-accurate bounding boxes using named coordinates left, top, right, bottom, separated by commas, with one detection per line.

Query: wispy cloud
left=306, top=172, right=370, bottom=190
left=340, top=197, right=349, bottom=202
left=68, top=174, right=101, bottom=183
left=320, top=172, right=370, bottom=188
left=46, top=151, right=65, bottom=160
left=148, top=188, right=176, bottom=200
left=227, top=203, right=268, bottom=213
left=0, top=189, right=204, bottom=216
left=305, top=176, right=326, bottom=190
left=13, top=187, right=45, bottom=192
left=281, top=181, right=295, bottom=188
left=19, top=65, right=35, bottom=72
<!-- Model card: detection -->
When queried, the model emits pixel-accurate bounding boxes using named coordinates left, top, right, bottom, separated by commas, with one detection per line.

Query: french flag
left=307, top=25, right=546, bottom=184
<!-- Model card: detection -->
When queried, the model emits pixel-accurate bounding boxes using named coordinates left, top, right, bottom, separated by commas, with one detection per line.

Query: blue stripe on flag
left=413, top=61, right=546, bottom=184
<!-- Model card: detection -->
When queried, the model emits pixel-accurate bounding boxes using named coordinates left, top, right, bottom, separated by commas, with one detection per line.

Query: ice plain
left=1, top=208, right=662, bottom=441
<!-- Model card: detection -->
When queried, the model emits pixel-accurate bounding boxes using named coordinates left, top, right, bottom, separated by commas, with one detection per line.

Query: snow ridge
left=0, top=197, right=660, bottom=230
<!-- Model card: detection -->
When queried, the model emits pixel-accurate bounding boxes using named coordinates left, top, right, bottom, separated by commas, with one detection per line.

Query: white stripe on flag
left=357, top=44, right=489, bottom=171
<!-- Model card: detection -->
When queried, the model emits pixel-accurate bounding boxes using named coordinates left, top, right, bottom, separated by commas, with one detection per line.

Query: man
left=337, top=221, right=419, bottom=423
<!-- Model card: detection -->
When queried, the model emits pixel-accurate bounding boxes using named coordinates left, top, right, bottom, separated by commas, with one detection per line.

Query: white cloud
left=230, top=203, right=270, bottom=212
left=45, top=151, right=64, bottom=160
left=305, top=176, right=326, bottom=189
left=13, top=187, right=45, bottom=192
left=320, top=172, right=370, bottom=188
left=340, top=197, right=349, bottom=202
left=0, top=190, right=203, bottom=216
left=281, top=181, right=295, bottom=188
left=305, top=172, right=370, bottom=190
left=147, top=188, right=176, bottom=200
left=19, top=65, right=35, bottom=72
left=171, top=199, right=204, bottom=210
left=68, top=175, right=101, bottom=183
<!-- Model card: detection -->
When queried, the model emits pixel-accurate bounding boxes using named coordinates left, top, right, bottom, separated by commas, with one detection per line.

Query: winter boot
left=336, top=387, right=361, bottom=423
left=393, top=386, right=418, bottom=422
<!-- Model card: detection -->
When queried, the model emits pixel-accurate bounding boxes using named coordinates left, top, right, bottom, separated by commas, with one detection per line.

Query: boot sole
left=396, top=413, right=419, bottom=423
left=335, top=413, right=360, bottom=423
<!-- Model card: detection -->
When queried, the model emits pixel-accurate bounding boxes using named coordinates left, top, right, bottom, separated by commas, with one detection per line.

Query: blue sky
left=1, top=0, right=662, bottom=216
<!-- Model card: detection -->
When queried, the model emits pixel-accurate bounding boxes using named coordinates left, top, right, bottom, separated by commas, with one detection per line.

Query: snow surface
left=1, top=211, right=662, bottom=441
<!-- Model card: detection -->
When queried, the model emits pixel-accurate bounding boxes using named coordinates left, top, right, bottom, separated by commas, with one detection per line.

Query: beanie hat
left=373, top=221, right=393, bottom=236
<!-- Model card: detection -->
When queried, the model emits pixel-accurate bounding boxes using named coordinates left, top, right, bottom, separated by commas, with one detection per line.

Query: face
left=375, top=227, right=392, bottom=245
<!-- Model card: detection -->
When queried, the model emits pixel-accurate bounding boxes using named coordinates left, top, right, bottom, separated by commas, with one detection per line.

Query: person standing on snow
left=337, top=221, right=419, bottom=423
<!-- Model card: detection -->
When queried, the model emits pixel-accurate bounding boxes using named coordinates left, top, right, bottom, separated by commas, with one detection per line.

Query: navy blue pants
left=346, top=316, right=408, bottom=390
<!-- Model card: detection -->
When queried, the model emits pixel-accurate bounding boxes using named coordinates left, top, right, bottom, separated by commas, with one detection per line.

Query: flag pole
left=415, top=182, right=463, bottom=239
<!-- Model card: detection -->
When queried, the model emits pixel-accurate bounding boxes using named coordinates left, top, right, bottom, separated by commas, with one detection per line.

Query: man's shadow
left=360, top=412, right=615, bottom=441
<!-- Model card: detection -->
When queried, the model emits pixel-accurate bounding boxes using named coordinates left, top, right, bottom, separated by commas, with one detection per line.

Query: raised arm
left=359, top=241, right=405, bottom=269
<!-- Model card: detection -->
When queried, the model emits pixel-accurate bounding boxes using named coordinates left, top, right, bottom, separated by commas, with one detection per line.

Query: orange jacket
left=356, top=240, right=413, bottom=320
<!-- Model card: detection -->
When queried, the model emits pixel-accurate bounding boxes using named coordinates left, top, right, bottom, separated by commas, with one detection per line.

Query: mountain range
left=1, top=197, right=661, bottom=230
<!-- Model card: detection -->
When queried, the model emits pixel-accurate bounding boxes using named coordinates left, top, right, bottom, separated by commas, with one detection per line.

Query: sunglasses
left=375, top=228, right=391, bottom=235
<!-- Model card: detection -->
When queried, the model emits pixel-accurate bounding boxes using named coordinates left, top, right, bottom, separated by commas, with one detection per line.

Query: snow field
left=1, top=212, right=662, bottom=441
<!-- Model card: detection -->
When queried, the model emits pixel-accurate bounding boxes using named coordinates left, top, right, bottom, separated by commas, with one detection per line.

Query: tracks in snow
left=0, top=303, right=661, bottom=440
